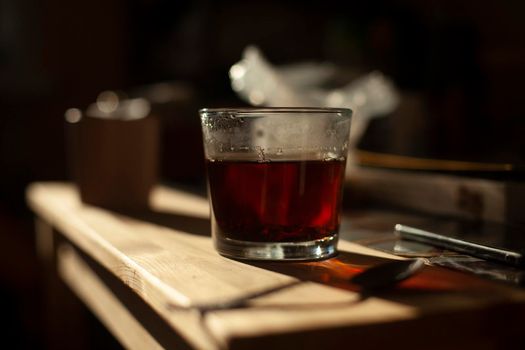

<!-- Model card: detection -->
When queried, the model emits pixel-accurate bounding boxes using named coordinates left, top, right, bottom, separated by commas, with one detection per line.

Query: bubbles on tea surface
left=323, top=152, right=341, bottom=161
left=255, top=146, right=268, bottom=162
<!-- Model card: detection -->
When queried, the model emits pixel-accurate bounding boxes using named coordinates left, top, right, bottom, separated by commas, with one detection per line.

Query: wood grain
left=58, top=243, right=164, bottom=350
left=27, top=182, right=525, bottom=349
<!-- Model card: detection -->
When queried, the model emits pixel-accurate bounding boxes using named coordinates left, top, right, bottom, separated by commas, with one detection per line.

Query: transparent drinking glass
left=200, top=107, right=352, bottom=260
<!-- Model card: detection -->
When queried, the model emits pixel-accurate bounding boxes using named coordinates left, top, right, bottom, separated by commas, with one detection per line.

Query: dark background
left=1, top=0, right=524, bottom=347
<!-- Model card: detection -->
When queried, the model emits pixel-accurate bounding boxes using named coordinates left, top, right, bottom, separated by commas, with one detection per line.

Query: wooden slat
left=27, top=182, right=525, bottom=349
left=346, top=165, right=507, bottom=222
left=355, top=150, right=514, bottom=172
left=58, top=243, right=165, bottom=350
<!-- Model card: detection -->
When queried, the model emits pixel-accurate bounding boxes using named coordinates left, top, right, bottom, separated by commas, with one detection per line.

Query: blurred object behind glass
left=128, top=81, right=204, bottom=184
left=228, top=45, right=400, bottom=165
left=66, top=92, right=159, bottom=211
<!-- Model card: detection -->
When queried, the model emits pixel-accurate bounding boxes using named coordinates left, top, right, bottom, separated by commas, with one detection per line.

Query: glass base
left=214, top=234, right=338, bottom=261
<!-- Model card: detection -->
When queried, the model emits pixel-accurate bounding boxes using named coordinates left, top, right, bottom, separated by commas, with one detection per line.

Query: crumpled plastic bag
left=229, top=46, right=400, bottom=158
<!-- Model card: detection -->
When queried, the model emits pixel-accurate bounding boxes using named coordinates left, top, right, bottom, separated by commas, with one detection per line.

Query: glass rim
left=199, top=107, right=352, bottom=117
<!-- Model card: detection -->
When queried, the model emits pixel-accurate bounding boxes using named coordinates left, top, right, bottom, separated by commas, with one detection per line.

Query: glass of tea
left=200, top=107, right=352, bottom=261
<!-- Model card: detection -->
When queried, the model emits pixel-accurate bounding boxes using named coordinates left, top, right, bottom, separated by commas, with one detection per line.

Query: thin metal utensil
left=350, top=258, right=426, bottom=291
left=169, top=258, right=426, bottom=313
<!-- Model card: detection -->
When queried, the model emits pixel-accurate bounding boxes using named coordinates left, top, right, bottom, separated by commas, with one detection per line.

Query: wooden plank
left=28, top=183, right=219, bottom=349
left=35, top=219, right=92, bottom=350
left=354, top=150, right=514, bottom=172
left=346, top=165, right=507, bottom=222
left=27, top=182, right=525, bottom=349
left=58, top=243, right=164, bottom=350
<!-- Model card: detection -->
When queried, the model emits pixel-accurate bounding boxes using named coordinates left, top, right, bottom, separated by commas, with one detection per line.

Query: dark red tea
left=206, top=159, right=346, bottom=242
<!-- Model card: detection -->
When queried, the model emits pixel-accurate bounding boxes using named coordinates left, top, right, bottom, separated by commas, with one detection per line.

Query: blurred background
left=1, top=0, right=525, bottom=347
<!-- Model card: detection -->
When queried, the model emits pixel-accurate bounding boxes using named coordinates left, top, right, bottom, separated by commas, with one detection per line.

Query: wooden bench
left=27, top=182, right=525, bottom=349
